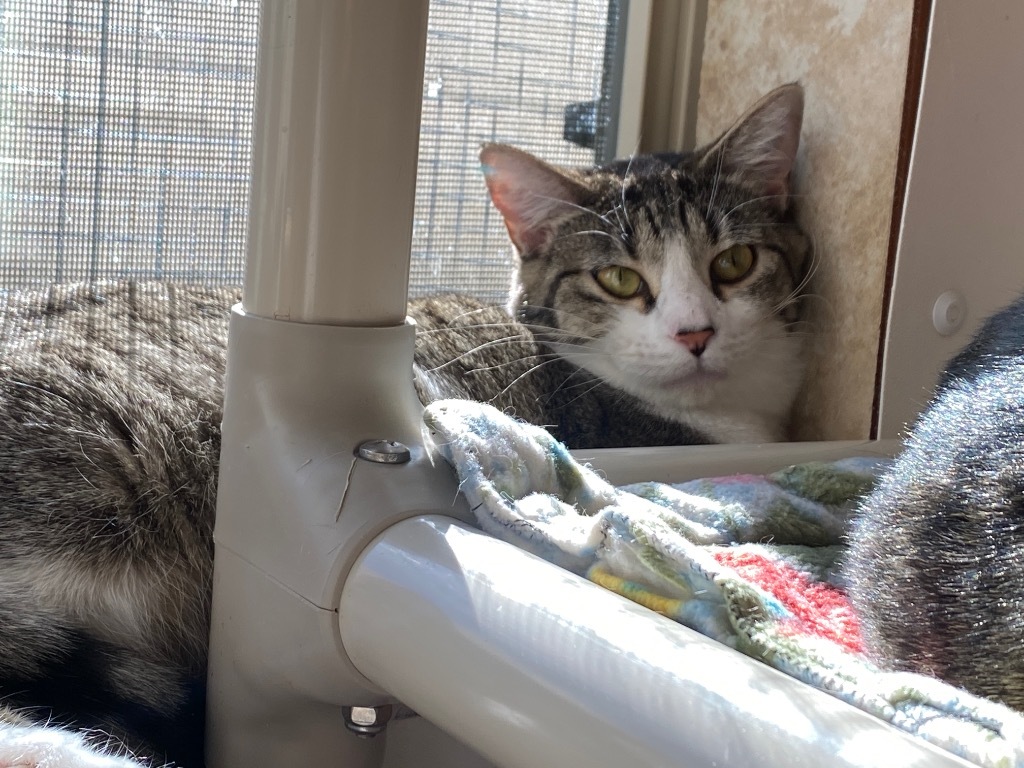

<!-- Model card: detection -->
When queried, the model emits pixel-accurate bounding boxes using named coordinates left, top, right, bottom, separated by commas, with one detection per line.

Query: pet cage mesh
left=0, top=0, right=624, bottom=299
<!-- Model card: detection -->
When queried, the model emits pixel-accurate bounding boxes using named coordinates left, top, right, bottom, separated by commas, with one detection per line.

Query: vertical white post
left=207, top=2, right=435, bottom=766
left=243, top=0, right=428, bottom=325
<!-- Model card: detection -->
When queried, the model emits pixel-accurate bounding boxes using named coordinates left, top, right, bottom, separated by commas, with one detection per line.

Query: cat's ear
left=480, top=144, right=589, bottom=254
left=698, top=83, right=803, bottom=207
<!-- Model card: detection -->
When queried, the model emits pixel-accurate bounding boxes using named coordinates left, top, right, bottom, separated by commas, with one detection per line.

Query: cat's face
left=481, top=85, right=810, bottom=439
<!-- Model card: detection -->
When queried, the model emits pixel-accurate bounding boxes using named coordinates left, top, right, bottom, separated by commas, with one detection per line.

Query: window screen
left=410, top=0, right=626, bottom=302
left=0, top=0, right=626, bottom=298
left=0, top=0, right=259, bottom=289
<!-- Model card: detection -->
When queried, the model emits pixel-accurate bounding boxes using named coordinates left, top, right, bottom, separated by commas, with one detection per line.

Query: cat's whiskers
left=516, top=305, right=604, bottom=335
left=705, top=147, right=726, bottom=218
left=414, top=321, right=527, bottom=337
left=466, top=351, right=562, bottom=374
left=521, top=328, right=603, bottom=348
left=770, top=291, right=804, bottom=317
left=410, top=301, right=520, bottom=329
left=424, top=324, right=602, bottom=374
left=720, top=192, right=809, bottom=221
left=531, top=192, right=619, bottom=231
left=787, top=291, right=828, bottom=311
left=774, top=256, right=822, bottom=323
left=750, top=303, right=816, bottom=336
left=607, top=203, right=631, bottom=240
left=772, top=288, right=825, bottom=318
left=416, top=317, right=601, bottom=348
left=444, top=305, right=512, bottom=323
left=747, top=237, right=817, bottom=321
left=537, top=344, right=599, bottom=360
left=774, top=316, right=817, bottom=333
left=556, top=229, right=620, bottom=244
left=748, top=330, right=817, bottom=359
left=771, top=328, right=816, bottom=342
left=612, top=152, right=639, bottom=240
left=552, top=376, right=609, bottom=411
left=495, top=354, right=590, bottom=399
left=422, top=335, right=543, bottom=372
left=546, top=366, right=603, bottom=404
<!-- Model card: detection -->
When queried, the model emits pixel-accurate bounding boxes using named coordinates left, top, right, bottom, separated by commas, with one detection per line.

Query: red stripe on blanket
left=713, top=549, right=864, bottom=655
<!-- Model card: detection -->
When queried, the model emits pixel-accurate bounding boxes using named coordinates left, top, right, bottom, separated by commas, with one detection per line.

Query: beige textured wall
left=696, top=1, right=914, bottom=440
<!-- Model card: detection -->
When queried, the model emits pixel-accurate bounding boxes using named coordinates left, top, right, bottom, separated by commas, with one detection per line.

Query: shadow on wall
left=695, top=0, right=917, bottom=442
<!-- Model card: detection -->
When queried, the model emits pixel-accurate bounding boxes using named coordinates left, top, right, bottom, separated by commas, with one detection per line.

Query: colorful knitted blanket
left=423, top=399, right=1024, bottom=768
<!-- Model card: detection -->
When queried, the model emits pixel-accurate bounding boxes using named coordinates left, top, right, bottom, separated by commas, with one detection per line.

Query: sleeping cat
left=845, top=292, right=1024, bottom=711
left=0, top=83, right=809, bottom=766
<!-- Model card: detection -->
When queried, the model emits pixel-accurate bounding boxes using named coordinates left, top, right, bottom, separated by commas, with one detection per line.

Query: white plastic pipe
left=243, top=0, right=428, bottom=325
left=207, top=2, right=434, bottom=765
left=341, top=515, right=975, bottom=768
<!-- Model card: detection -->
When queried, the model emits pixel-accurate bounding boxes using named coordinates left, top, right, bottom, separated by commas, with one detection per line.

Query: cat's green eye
left=711, top=244, right=756, bottom=284
left=595, top=265, right=643, bottom=298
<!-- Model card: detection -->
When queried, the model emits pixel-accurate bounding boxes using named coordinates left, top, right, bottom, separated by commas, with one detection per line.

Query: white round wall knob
left=932, top=290, right=966, bottom=336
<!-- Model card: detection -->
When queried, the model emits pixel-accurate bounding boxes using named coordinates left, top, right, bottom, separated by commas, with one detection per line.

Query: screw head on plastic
left=343, top=704, right=394, bottom=738
left=356, top=439, right=411, bottom=464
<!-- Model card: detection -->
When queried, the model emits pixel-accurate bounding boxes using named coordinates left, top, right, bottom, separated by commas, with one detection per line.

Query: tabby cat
left=0, top=84, right=809, bottom=766
left=415, top=84, right=810, bottom=447
left=845, top=292, right=1024, bottom=711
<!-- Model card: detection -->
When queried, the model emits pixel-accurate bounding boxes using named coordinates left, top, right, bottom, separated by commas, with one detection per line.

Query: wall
left=694, top=1, right=915, bottom=440
left=877, top=2, right=1024, bottom=438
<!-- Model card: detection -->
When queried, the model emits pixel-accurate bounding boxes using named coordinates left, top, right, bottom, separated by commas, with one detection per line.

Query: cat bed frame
left=205, top=2, right=1015, bottom=766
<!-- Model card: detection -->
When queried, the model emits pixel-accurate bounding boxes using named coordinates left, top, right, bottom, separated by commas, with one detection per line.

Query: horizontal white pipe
left=574, top=438, right=898, bottom=486
left=340, top=515, right=973, bottom=768
left=243, top=0, right=428, bottom=325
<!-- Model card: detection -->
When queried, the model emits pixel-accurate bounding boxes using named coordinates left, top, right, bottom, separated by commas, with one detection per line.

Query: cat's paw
left=0, top=725, right=147, bottom=768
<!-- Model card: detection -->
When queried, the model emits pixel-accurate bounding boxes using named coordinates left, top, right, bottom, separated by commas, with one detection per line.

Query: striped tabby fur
left=846, top=293, right=1024, bottom=711
left=0, top=84, right=810, bottom=765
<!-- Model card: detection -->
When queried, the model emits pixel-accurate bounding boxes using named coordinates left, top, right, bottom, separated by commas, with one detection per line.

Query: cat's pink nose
left=675, top=327, right=714, bottom=357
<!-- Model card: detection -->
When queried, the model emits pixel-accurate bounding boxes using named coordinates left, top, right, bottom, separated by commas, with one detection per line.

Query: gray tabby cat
left=845, top=292, right=1024, bottom=712
left=415, top=84, right=810, bottom=447
left=0, top=84, right=809, bottom=765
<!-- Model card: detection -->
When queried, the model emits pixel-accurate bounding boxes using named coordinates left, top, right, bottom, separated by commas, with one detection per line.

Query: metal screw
left=356, top=439, right=411, bottom=464
left=343, top=704, right=394, bottom=738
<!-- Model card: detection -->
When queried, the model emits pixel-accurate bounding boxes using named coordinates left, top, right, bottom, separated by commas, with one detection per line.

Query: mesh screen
left=0, top=0, right=259, bottom=289
left=411, top=0, right=621, bottom=302
left=0, top=0, right=622, bottom=299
